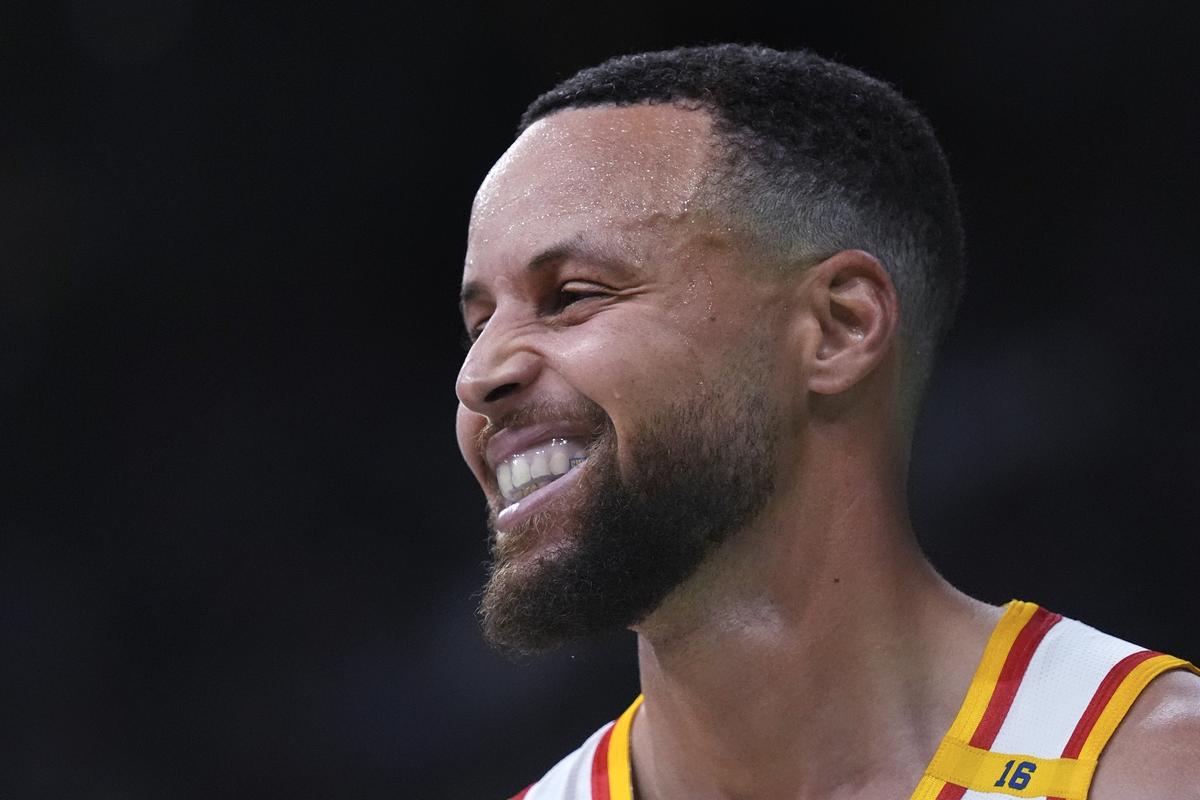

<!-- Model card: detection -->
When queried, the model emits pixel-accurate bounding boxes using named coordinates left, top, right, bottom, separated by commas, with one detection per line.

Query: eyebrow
left=458, top=236, right=639, bottom=318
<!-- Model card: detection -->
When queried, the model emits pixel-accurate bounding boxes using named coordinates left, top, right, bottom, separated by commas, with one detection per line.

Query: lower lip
left=495, top=462, right=587, bottom=532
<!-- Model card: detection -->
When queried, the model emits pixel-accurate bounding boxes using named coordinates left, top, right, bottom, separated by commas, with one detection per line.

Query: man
left=454, top=45, right=1200, bottom=800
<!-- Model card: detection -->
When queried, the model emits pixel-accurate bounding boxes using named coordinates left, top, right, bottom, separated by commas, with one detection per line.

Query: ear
left=800, top=249, right=900, bottom=396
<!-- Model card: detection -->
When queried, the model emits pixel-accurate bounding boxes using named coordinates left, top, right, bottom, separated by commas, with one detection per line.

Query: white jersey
left=508, top=601, right=1197, bottom=800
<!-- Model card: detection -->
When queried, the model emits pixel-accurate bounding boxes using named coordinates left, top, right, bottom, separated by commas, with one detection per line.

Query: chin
left=490, top=510, right=577, bottom=573
left=478, top=369, right=780, bottom=655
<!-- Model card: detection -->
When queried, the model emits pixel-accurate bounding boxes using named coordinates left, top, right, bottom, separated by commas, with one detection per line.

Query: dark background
left=2, top=1, right=1198, bottom=797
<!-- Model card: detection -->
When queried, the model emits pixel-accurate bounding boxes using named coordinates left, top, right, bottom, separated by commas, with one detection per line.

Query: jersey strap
left=909, top=600, right=1199, bottom=800
left=513, top=695, right=641, bottom=800
left=591, top=695, right=641, bottom=800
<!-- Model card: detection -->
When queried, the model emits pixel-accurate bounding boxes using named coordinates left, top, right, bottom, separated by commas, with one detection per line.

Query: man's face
left=456, top=105, right=789, bottom=654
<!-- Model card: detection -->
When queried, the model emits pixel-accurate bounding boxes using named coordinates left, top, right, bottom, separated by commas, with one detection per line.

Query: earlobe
left=804, top=250, right=899, bottom=396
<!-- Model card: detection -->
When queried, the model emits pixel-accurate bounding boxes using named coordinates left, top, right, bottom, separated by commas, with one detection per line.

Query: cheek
left=550, top=316, right=715, bottom=454
left=558, top=321, right=697, bottom=399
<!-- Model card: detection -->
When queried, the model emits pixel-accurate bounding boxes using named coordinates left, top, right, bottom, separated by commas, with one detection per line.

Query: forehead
left=465, top=104, right=716, bottom=278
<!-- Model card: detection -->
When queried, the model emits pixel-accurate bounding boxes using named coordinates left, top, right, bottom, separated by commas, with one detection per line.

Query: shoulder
left=1089, top=668, right=1200, bottom=800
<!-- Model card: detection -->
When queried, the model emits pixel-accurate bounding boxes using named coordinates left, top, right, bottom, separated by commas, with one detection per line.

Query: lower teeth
left=515, top=481, right=545, bottom=500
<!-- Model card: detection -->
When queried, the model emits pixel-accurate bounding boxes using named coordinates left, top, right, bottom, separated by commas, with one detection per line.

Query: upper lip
left=484, top=421, right=595, bottom=471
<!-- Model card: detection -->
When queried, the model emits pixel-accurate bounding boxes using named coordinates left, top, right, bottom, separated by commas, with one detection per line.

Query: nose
left=455, top=323, right=542, bottom=416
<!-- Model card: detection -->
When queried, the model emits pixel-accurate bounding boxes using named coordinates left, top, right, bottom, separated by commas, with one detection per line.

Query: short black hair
left=520, top=44, right=965, bottom=407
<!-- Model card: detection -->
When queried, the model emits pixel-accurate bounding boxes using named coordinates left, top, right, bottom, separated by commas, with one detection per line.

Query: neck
left=629, top=449, right=999, bottom=800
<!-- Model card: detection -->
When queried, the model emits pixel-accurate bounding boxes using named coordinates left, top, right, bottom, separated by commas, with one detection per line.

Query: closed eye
left=461, top=281, right=612, bottom=349
left=557, top=281, right=609, bottom=308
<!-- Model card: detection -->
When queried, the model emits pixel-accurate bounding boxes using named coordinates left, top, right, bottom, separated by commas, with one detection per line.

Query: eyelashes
left=555, top=279, right=612, bottom=310
left=556, top=288, right=604, bottom=308
left=461, top=283, right=612, bottom=350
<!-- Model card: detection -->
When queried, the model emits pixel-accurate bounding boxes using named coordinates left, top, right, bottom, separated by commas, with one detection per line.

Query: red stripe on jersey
left=1060, top=649, right=1158, bottom=759
left=969, top=607, right=1061, bottom=749
left=590, top=724, right=614, bottom=800
left=933, top=781, right=967, bottom=800
left=509, top=786, right=531, bottom=800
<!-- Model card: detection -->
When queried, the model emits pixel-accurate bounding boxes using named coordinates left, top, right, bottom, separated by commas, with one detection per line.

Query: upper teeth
left=496, top=438, right=588, bottom=504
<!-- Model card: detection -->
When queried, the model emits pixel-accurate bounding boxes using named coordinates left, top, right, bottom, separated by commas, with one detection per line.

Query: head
left=455, top=45, right=964, bottom=655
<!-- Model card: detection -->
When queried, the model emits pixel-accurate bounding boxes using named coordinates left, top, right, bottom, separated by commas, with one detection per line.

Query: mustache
left=474, top=397, right=610, bottom=464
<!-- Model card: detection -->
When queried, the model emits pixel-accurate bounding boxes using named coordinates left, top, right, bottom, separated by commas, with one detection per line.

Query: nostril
left=484, top=383, right=520, bottom=403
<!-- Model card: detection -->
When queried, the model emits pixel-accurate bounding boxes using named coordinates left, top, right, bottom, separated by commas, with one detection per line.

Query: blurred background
left=2, top=0, right=1198, bottom=796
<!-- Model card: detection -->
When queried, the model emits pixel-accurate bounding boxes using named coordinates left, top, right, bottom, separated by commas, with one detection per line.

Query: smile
left=495, top=437, right=589, bottom=506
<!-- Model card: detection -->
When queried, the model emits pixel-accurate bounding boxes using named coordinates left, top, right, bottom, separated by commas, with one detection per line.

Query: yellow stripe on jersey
left=942, top=600, right=1038, bottom=743
left=925, top=737, right=1093, bottom=799
left=1077, top=654, right=1200, bottom=763
left=607, top=695, right=642, bottom=800
left=908, top=774, right=950, bottom=800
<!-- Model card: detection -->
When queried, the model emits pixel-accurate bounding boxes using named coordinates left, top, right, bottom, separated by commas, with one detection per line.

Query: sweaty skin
left=456, top=104, right=1200, bottom=800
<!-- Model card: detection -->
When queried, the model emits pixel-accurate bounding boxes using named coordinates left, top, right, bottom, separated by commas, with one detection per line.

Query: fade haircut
left=520, top=44, right=965, bottom=414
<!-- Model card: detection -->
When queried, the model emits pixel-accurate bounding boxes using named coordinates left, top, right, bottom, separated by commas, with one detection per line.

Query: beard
left=478, top=360, right=778, bottom=656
